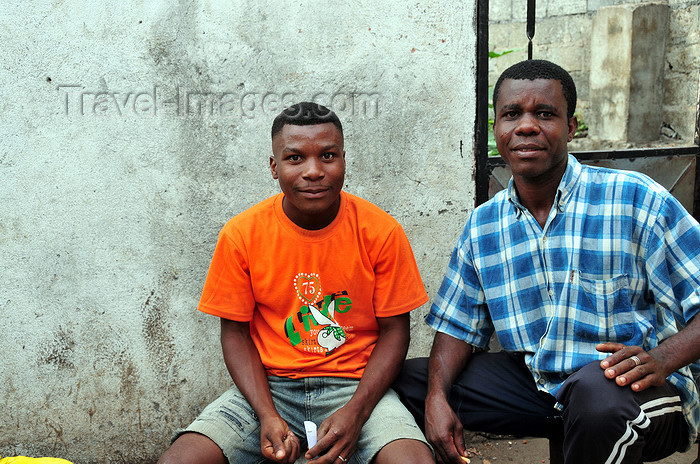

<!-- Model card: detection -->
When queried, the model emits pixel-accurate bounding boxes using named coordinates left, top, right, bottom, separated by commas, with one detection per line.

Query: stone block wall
left=488, top=0, right=700, bottom=144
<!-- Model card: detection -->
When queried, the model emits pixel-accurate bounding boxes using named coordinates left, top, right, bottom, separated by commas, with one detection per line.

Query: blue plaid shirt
left=427, top=155, right=700, bottom=446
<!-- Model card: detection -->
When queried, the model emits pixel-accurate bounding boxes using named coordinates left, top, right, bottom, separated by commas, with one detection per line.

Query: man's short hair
left=271, top=102, right=343, bottom=140
left=493, top=59, right=577, bottom=119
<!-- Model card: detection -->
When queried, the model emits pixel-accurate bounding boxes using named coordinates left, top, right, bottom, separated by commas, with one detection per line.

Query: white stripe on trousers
left=604, top=395, right=682, bottom=464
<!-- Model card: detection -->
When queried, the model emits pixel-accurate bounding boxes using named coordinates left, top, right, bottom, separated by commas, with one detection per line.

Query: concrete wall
left=488, top=0, right=700, bottom=145
left=589, top=3, right=670, bottom=143
left=0, top=1, right=477, bottom=462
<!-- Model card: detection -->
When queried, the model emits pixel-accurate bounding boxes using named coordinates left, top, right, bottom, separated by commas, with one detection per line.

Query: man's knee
left=373, top=438, right=434, bottom=464
left=559, top=361, right=637, bottom=426
left=157, top=432, right=227, bottom=464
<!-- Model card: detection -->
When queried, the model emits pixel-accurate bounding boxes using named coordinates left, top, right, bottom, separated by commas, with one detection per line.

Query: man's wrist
left=343, top=397, right=373, bottom=423
left=255, top=406, right=285, bottom=424
left=426, top=387, right=450, bottom=406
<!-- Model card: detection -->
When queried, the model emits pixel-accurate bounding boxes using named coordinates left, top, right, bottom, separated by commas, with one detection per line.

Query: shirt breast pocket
left=571, top=271, right=639, bottom=344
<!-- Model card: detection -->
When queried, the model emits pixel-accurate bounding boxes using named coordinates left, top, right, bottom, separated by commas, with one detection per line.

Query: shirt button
left=538, top=378, right=546, bottom=385
left=548, top=290, right=554, bottom=297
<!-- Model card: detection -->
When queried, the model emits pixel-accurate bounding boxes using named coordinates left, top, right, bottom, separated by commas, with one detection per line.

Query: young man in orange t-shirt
left=158, top=102, right=435, bottom=464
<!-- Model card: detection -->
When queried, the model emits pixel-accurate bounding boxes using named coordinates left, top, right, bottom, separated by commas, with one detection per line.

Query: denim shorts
left=173, top=376, right=429, bottom=464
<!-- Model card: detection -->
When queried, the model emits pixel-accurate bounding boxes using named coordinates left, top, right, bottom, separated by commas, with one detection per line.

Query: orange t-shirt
left=198, top=191, right=428, bottom=379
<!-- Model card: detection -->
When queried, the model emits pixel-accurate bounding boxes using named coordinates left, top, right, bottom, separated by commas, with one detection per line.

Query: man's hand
left=597, top=342, right=669, bottom=392
left=305, top=405, right=362, bottom=464
left=425, top=393, right=469, bottom=464
left=424, top=332, right=473, bottom=464
left=221, top=318, right=301, bottom=463
left=260, top=415, right=301, bottom=464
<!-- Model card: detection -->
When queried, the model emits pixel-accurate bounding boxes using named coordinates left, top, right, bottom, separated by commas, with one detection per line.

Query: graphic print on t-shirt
left=284, top=272, right=353, bottom=355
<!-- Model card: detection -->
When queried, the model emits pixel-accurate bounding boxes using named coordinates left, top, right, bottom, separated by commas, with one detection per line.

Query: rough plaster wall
left=488, top=0, right=700, bottom=143
left=664, top=1, right=700, bottom=140
left=0, top=1, right=476, bottom=462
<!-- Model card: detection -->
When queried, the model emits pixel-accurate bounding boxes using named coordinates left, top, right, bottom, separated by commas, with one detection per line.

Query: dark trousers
left=393, top=352, right=688, bottom=464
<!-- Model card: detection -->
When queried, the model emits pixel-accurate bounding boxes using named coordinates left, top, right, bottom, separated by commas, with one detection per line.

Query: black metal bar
left=572, top=146, right=700, bottom=159
left=486, top=146, right=700, bottom=168
left=692, top=152, right=699, bottom=221
left=527, top=0, right=536, bottom=59
left=694, top=71, right=700, bottom=220
left=695, top=70, right=700, bottom=147
left=475, top=0, right=490, bottom=207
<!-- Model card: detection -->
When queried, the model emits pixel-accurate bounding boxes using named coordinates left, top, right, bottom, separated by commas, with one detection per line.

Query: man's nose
left=302, top=158, right=324, bottom=179
left=515, top=113, right=540, bottom=135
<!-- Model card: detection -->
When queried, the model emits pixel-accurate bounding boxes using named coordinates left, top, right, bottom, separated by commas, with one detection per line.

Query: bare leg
left=373, top=438, right=435, bottom=464
left=157, top=432, right=228, bottom=464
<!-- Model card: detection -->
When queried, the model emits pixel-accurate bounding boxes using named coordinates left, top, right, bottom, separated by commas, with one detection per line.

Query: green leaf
left=488, top=49, right=516, bottom=59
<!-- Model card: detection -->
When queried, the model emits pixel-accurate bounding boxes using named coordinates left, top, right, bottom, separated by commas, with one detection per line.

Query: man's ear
left=567, top=116, right=579, bottom=142
left=270, top=156, right=279, bottom=179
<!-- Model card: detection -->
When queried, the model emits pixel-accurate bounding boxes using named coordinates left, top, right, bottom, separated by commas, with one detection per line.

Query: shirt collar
left=556, top=154, right=582, bottom=211
left=507, top=154, right=582, bottom=217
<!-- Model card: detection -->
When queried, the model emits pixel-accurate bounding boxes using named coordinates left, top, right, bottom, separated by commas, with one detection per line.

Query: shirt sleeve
left=644, top=192, right=700, bottom=326
left=198, top=224, right=256, bottom=321
left=371, top=224, right=429, bottom=317
left=426, top=225, right=494, bottom=349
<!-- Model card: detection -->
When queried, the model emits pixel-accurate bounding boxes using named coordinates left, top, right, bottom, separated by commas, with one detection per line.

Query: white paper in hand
left=303, top=420, right=317, bottom=449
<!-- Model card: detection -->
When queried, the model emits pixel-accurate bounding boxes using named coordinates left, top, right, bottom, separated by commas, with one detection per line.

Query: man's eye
left=322, top=153, right=335, bottom=160
left=538, top=111, right=553, bottom=118
left=288, top=154, right=301, bottom=161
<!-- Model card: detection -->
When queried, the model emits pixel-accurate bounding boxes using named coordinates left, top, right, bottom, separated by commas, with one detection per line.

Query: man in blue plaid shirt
left=394, top=60, right=700, bottom=464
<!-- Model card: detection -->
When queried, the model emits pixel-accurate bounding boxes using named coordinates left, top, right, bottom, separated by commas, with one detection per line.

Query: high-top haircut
left=271, top=102, right=343, bottom=140
left=493, top=59, right=577, bottom=119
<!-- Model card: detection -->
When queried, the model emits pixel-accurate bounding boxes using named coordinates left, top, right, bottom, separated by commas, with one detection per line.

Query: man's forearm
left=343, top=313, right=411, bottom=422
left=221, top=318, right=301, bottom=463
left=649, top=312, right=700, bottom=377
left=220, top=318, right=279, bottom=420
left=426, top=332, right=472, bottom=401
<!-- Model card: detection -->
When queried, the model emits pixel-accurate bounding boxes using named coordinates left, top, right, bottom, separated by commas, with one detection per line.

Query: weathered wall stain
left=38, top=326, right=76, bottom=370
left=141, top=277, right=177, bottom=376
left=44, top=418, right=67, bottom=456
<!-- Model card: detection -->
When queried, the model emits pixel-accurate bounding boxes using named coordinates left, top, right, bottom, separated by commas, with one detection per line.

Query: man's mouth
left=298, top=187, right=329, bottom=197
left=511, top=144, right=544, bottom=155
